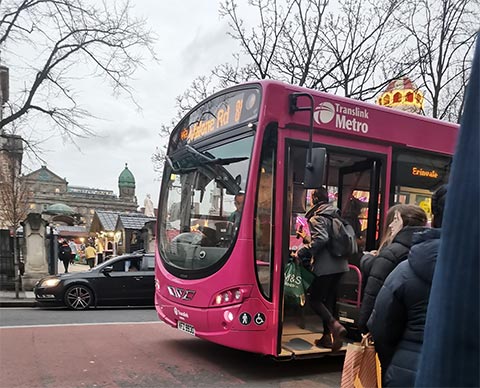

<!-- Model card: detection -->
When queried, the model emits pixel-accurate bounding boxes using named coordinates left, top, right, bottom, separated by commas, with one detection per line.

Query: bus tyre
left=64, top=285, right=93, bottom=310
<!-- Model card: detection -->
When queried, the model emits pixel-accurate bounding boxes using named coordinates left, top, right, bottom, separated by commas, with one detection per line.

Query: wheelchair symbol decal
left=254, top=313, right=266, bottom=326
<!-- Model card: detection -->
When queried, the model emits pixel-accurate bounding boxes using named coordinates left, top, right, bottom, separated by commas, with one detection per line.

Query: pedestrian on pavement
left=293, top=187, right=349, bottom=352
left=58, top=239, right=73, bottom=273
left=84, top=244, right=97, bottom=269
left=68, top=239, right=78, bottom=265
left=368, top=185, right=448, bottom=386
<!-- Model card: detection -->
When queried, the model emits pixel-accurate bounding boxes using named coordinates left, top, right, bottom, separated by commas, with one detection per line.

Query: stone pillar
left=142, top=220, right=156, bottom=253
left=22, top=213, right=49, bottom=290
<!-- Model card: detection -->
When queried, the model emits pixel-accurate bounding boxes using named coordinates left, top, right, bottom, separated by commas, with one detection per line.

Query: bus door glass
left=335, top=156, right=382, bottom=337
left=337, top=159, right=382, bottom=257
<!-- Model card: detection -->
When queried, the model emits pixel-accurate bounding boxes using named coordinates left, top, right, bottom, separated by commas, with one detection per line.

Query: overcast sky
left=19, top=1, right=236, bottom=210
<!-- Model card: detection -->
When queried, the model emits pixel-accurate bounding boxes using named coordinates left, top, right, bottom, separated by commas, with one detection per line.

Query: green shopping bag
left=299, top=265, right=315, bottom=292
left=284, top=261, right=314, bottom=306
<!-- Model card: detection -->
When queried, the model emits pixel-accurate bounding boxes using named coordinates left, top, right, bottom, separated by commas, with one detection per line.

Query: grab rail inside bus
left=338, top=264, right=363, bottom=308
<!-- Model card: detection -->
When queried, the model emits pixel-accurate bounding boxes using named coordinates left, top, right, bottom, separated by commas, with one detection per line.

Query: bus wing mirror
left=304, top=148, right=326, bottom=189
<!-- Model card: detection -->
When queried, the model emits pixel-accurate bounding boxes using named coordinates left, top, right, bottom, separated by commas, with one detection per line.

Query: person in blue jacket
left=368, top=185, right=447, bottom=387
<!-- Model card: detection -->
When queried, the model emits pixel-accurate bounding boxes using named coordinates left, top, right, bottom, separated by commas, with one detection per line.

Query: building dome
left=376, top=76, right=424, bottom=114
left=44, top=203, right=76, bottom=215
left=118, top=163, right=135, bottom=188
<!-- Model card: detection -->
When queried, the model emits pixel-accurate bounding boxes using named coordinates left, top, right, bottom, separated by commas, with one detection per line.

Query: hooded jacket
left=358, top=226, right=425, bottom=333
left=296, top=202, right=349, bottom=276
left=368, top=228, right=440, bottom=387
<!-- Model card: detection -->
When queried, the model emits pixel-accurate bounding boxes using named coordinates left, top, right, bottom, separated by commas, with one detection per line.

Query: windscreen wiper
left=166, top=155, right=196, bottom=174
left=167, top=145, right=247, bottom=173
left=202, top=156, right=248, bottom=165
left=186, top=145, right=247, bottom=166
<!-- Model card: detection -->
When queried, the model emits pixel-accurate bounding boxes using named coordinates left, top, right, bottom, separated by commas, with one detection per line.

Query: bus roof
left=247, top=80, right=459, bottom=156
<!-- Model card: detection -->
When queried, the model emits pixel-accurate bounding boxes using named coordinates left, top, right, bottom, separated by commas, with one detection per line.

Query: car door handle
left=134, top=276, right=143, bottom=280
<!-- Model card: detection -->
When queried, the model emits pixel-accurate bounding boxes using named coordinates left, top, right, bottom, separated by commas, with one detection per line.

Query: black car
left=34, top=252, right=155, bottom=310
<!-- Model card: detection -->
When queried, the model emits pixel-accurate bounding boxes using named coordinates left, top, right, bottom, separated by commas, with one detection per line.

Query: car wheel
left=65, top=285, right=93, bottom=310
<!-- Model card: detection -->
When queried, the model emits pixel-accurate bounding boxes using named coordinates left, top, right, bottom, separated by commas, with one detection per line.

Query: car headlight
left=41, top=278, right=61, bottom=288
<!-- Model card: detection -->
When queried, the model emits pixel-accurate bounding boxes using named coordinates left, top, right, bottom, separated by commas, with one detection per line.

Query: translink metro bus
left=155, top=80, right=458, bottom=359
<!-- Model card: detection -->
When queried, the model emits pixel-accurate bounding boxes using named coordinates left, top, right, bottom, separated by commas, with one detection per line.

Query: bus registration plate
left=177, top=321, right=195, bottom=336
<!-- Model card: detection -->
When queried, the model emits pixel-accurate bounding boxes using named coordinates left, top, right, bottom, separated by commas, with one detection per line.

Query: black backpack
left=323, top=214, right=358, bottom=258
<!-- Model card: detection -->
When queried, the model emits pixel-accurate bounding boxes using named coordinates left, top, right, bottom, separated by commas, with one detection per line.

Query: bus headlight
left=212, top=288, right=244, bottom=306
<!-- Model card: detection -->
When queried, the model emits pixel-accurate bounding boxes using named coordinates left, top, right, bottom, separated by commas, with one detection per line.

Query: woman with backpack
left=294, top=187, right=349, bottom=352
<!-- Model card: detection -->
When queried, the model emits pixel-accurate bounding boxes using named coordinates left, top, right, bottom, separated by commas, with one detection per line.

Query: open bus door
left=280, top=141, right=384, bottom=358
left=336, top=159, right=382, bottom=340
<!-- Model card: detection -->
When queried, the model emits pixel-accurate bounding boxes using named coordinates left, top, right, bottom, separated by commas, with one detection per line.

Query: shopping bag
left=299, top=264, right=315, bottom=291
left=340, top=334, right=381, bottom=388
left=284, top=261, right=307, bottom=306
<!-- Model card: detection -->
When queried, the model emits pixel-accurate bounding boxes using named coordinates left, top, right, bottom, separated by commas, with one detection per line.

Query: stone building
left=22, top=164, right=139, bottom=229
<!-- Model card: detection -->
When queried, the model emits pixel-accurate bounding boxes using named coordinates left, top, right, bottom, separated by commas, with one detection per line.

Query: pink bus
left=155, top=80, right=458, bottom=359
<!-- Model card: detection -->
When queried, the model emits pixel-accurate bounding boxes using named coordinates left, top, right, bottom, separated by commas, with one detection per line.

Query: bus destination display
left=176, top=88, right=260, bottom=146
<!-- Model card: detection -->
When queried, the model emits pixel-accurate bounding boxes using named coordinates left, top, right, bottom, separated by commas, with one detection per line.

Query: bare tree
left=316, top=0, right=415, bottom=100
left=218, top=0, right=415, bottom=100
left=220, top=0, right=296, bottom=80
left=272, top=0, right=329, bottom=87
left=0, top=133, right=30, bottom=297
left=153, top=0, right=477, bottom=179
left=217, top=0, right=477, bottom=110
left=0, top=0, right=157, bottom=139
left=397, top=0, right=479, bottom=121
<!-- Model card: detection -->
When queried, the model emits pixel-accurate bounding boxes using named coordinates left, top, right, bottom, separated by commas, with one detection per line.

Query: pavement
left=0, top=261, right=90, bottom=308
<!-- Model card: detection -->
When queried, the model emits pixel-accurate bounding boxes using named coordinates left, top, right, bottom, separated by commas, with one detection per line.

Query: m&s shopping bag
left=284, top=261, right=310, bottom=306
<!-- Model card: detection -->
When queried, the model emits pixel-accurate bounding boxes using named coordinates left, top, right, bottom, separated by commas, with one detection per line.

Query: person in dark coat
left=342, top=196, right=365, bottom=249
left=368, top=185, right=448, bottom=387
left=359, top=204, right=401, bottom=297
left=58, top=239, right=73, bottom=273
left=294, top=187, right=349, bottom=351
left=358, top=204, right=427, bottom=333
